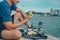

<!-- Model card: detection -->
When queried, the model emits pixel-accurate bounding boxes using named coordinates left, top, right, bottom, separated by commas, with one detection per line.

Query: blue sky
left=17, top=0, right=60, bottom=13
left=0, top=0, right=60, bottom=13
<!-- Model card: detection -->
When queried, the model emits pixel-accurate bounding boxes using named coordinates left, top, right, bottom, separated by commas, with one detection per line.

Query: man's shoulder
left=0, top=0, right=8, bottom=7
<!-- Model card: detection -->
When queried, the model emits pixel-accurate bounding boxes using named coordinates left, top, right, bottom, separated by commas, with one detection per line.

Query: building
left=50, top=8, right=60, bottom=16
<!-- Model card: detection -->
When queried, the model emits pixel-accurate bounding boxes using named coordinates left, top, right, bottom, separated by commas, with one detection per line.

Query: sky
left=0, top=0, right=60, bottom=13
left=17, top=0, right=60, bottom=13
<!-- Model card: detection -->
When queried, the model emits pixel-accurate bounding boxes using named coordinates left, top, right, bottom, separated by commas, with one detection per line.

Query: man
left=0, top=0, right=33, bottom=40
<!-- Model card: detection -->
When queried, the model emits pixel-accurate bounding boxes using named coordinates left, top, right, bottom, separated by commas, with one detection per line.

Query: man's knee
left=16, top=12, right=22, bottom=17
left=14, top=12, right=23, bottom=22
left=1, top=29, right=22, bottom=39
left=14, top=30, right=22, bottom=39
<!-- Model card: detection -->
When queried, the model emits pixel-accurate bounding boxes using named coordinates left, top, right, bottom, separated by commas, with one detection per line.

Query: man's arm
left=16, top=8, right=31, bottom=28
left=3, top=18, right=29, bottom=31
left=16, top=8, right=28, bottom=19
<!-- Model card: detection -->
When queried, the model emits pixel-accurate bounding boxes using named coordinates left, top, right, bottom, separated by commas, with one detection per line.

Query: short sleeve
left=0, top=6, right=12, bottom=22
left=11, top=5, right=17, bottom=11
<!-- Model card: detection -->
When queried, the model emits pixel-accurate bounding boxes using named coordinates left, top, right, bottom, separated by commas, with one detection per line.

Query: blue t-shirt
left=0, top=0, right=17, bottom=30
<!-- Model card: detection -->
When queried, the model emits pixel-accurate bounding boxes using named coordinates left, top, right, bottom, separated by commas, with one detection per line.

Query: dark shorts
left=0, top=15, right=14, bottom=39
left=11, top=15, right=14, bottom=24
left=0, top=30, right=3, bottom=39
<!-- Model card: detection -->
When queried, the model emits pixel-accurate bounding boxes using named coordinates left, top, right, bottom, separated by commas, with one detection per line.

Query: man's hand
left=27, top=11, right=33, bottom=20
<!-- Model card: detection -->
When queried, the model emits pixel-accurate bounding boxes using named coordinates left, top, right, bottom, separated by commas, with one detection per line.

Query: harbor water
left=21, top=15, right=60, bottom=38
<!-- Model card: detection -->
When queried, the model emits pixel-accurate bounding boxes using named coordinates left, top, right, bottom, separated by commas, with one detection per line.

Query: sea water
left=21, top=15, right=60, bottom=38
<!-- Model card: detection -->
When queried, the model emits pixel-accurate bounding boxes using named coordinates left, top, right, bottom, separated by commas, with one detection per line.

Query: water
left=21, top=15, right=60, bottom=38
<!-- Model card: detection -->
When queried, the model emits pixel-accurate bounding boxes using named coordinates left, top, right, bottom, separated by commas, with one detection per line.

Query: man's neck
left=7, top=0, right=13, bottom=6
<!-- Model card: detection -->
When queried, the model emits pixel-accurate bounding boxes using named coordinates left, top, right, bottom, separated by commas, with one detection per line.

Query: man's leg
left=14, top=12, right=31, bottom=28
left=1, top=12, right=30, bottom=40
left=1, top=29, right=22, bottom=40
left=1, top=12, right=24, bottom=40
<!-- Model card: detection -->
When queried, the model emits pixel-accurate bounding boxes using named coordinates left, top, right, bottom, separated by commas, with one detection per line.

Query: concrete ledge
left=0, top=35, right=59, bottom=40
left=20, top=35, right=59, bottom=40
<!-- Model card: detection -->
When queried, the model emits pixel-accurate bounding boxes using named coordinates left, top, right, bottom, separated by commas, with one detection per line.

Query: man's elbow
left=5, top=26, right=14, bottom=31
left=3, top=22, right=15, bottom=30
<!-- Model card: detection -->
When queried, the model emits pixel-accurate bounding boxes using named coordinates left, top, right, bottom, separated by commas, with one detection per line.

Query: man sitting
left=0, top=0, right=33, bottom=40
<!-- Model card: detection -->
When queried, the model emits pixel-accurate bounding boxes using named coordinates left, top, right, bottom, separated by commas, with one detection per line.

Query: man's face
left=12, top=0, right=20, bottom=5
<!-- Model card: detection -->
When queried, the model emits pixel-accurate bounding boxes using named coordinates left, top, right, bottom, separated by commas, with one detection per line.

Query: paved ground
left=0, top=35, right=59, bottom=40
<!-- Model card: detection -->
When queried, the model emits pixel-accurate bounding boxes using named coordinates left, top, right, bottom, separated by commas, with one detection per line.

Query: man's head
left=11, top=0, right=20, bottom=5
